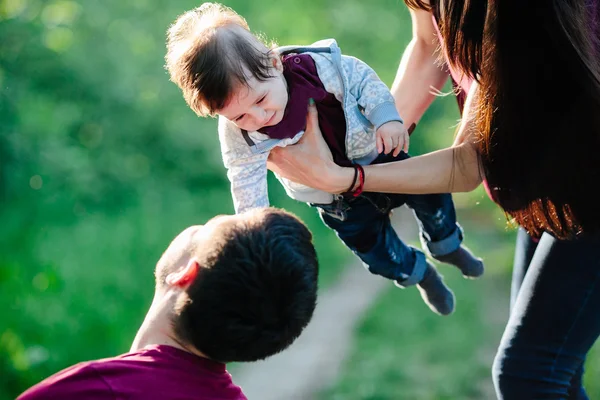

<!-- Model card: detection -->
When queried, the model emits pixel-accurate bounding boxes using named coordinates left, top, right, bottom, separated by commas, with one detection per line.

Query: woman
left=268, top=0, right=600, bottom=398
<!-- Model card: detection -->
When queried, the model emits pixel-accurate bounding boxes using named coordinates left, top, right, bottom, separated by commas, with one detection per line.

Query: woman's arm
left=269, top=82, right=483, bottom=195
left=358, top=81, right=483, bottom=194
left=360, top=141, right=481, bottom=194
left=391, top=6, right=449, bottom=127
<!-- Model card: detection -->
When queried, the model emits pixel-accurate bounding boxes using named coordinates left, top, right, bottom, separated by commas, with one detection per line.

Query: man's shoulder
left=17, top=350, right=158, bottom=400
left=19, top=347, right=247, bottom=400
left=17, top=360, right=112, bottom=400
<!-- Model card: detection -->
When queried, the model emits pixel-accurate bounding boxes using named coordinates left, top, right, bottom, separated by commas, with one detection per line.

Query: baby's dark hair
left=165, top=2, right=277, bottom=117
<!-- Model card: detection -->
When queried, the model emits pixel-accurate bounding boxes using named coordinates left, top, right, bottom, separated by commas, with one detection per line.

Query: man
left=18, top=208, right=319, bottom=399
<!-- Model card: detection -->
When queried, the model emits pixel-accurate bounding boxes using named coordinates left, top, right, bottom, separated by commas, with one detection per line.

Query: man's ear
left=166, top=258, right=200, bottom=288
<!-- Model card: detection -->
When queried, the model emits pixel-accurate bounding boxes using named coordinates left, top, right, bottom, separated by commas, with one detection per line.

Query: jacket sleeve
left=218, top=118, right=270, bottom=214
left=340, top=55, right=404, bottom=130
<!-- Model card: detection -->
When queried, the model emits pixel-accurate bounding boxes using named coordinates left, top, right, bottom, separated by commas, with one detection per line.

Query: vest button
left=294, top=57, right=301, bottom=64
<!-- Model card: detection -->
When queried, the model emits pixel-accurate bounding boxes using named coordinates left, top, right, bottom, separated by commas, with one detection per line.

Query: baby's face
left=217, top=61, right=288, bottom=132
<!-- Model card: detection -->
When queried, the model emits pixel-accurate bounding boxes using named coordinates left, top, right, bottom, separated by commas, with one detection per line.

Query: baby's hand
left=376, top=121, right=409, bottom=156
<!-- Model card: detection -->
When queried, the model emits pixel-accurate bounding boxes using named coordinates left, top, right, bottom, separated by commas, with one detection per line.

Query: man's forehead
left=195, top=214, right=241, bottom=238
left=169, top=225, right=200, bottom=247
left=167, top=218, right=228, bottom=253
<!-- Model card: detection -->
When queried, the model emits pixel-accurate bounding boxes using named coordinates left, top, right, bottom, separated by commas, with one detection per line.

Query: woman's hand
left=267, top=100, right=354, bottom=193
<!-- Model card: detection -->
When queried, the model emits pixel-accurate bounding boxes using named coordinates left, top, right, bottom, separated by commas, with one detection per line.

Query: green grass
left=6, top=1, right=600, bottom=399
left=2, top=0, right=412, bottom=396
left=585, top=344, right=600, bottom=399
left=0, top=1, right=423, bottom=395
left=0, top=182, right=350, bottom=400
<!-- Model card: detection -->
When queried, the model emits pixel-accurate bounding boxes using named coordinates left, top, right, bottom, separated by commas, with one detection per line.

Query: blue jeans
left=312, top=151, right=463, bottom=287
left=493, top=228, right=600, bottom=399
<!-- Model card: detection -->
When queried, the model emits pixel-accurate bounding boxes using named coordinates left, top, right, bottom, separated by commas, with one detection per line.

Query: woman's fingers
left=305, top=98, right=319, bottom=131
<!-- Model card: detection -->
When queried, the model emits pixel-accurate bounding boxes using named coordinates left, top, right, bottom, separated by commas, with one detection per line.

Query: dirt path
left=234, top=207, right=418, bottom=400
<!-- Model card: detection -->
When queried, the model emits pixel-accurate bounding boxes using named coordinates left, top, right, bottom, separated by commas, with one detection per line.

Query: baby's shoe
left=397, top=262, right=455, bottom=316
left=435, top=246, right=484, bottom=279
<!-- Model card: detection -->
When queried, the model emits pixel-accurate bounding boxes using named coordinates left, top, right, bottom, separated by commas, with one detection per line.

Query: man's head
left=155, top=208, right=319, bottom=363
left=165, top=2, right=289, bottom=132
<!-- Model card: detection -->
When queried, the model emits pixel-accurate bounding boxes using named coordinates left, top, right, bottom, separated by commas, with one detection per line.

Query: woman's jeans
left=492, top=228, right=600, bottom=399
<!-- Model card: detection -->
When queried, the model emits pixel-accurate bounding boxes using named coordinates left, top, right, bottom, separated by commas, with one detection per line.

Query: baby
left=165, top=2, right=484, bottom=315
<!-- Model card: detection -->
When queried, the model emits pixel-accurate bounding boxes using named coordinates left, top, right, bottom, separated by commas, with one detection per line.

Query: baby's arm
left=218, top=118, right=270, bottom=214
left=226, top=153, right=270, bottom=214
left=342, top=55, right=410, bottom=155
left=341, top=55, right=402, bottom=127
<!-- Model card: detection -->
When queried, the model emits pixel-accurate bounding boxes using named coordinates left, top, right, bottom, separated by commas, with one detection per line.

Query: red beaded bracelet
left=352, top=164, right=365, bottom=197
left=342, top=164, right=365, bottom=197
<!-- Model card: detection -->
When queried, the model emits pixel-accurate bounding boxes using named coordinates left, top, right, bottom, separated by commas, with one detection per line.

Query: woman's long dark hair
left=406, top=0, right=600, bottom=239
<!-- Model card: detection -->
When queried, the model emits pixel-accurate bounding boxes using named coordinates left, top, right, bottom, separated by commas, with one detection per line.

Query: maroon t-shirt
left=17, top=345, right=247, bottom=400
left=259, top=53, right=352, bottom=167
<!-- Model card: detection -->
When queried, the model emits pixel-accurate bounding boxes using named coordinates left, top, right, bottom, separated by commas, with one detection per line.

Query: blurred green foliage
left=0, top=0, right=553, bottom=399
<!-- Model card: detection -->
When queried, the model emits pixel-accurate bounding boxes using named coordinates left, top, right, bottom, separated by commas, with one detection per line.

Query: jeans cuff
left=420, top=224, right=463, bottom=257
left=395, top=250, right=427, bottom=288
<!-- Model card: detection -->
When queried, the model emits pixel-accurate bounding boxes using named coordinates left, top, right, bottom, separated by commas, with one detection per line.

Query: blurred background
left=1, top=0, right=599, bottom=399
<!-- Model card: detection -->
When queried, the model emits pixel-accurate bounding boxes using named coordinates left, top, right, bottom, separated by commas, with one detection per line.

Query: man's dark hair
left=165, top=2, right=276, bottom=117
left=172, top=208, right=318, bottom=363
